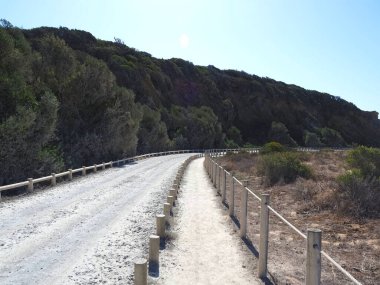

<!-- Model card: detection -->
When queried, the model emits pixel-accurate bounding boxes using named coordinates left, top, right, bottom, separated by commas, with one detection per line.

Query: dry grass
left=215, top=150, right=380, bottom=285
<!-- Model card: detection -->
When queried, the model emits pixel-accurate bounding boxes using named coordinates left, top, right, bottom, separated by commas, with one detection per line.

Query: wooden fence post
left=240, top=180, right=249, bottom=238
left=27, top=178, right=34, bottom=192
left=258, top=194, right=270, bottom=278
left=306, top=229, right=322, bottom=285
left=222, top=169, right=227, bottom=203
left=51, top=173, right=56, bottom=186
left=229, top=176, right=235, bottom=216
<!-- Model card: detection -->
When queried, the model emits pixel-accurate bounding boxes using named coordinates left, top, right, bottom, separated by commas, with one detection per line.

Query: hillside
left=1, top=22, right=380, bottom=184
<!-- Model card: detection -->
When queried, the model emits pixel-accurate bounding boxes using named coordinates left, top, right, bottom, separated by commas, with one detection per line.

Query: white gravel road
left=0, top=153, right=193, bottom=285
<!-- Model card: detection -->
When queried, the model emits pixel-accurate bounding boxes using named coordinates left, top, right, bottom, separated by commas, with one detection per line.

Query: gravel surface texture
left=0, top=154, right=193, bottom=285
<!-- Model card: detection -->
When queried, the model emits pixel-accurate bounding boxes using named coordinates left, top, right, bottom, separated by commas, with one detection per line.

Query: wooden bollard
left=68, top=169, right=73, bottom=181
left=82, top=166, right=86, bottom=176
left=169, top=189, right=177, bottom=200
left=306, top=229, right=322, bottom=285
left=156, top=214, right=166, bottom=237
left=167, top=195, right=175, bottom=208
left=134, top=258, right=147, bottom=285
left=149, top=235, right=160, bottom=275
left=102, top=162, right=105, bottom=170
left=51, top=173, right=56, bottom=186
left=94, top=164, right=97, bottom=172
left=27, top=178, right=34, bottom=192
left=164, top=203, right=171, bottom=221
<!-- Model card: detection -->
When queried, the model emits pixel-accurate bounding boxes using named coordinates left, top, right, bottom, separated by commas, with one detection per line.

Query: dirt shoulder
left=216, top=151, right=379, bottom=285
left=157, top=158, right=262, bottom=285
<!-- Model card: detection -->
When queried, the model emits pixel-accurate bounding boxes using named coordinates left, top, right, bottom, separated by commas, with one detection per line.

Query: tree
left=268, top=122, right=297, bottom=147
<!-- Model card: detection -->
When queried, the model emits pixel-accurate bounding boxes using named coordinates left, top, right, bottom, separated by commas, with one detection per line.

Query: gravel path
left=0, top=154, right=193, bottom=285
left=157, top=158, right=261, bottom=284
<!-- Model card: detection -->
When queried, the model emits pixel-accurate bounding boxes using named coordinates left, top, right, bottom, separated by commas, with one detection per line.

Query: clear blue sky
left=2, top=0, right=380, bottom=114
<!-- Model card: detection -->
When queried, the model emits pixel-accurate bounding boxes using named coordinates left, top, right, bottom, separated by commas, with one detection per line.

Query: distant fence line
left=0, top=147, right=350, bottom=199
left=204, top=151, right=362, bottom=285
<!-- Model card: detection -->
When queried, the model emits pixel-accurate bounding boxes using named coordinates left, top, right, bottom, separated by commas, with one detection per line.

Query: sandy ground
left=157, top=158, right=261, bottom=285
left=0, top=154, right=193, bottom=285
left=217, top=152, right=379, bottom=285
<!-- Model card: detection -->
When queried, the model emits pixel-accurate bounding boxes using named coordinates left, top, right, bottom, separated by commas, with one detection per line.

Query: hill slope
left=1, top=24, right=379, bottom=184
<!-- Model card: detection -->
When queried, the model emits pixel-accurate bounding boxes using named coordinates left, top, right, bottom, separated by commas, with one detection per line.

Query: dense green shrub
left=336, top=146, right=380, bottom=217
left=260, top=141, right=286, bottom=154
left=346, top=146, right=380, bottom=177
left=257, top=152, right=312, bottom=185
left=304, top=131, right=323, bottom=147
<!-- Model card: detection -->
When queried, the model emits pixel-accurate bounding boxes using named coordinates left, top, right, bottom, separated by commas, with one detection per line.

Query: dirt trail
left=157, top=158, right=261, bottom=285
left=0, top=154, right=193, bottom=285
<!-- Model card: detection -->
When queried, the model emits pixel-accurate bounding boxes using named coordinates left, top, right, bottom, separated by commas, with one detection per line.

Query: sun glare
left=179, top=33, right=190, bottom=48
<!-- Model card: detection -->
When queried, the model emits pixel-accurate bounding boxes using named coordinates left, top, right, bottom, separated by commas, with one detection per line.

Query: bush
left=337, top=170, right=380, bottom=218
left=260, top=141, right=286, bottom=154
left=336, top=146, right=380, bottom=217
left=257, top=152, right=313, bottom=185
left=346, top=146, right=380, bottom=178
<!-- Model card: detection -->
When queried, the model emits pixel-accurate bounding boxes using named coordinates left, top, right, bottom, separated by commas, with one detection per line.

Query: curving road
left=0, top=154, right=193, bottom=285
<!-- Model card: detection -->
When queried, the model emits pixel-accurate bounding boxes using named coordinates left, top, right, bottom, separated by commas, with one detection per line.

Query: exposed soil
left=215, top=151, right=379, bottom=285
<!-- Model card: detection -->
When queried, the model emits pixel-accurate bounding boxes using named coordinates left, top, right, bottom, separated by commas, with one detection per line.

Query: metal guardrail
left=205, top=152, right=362, bottom=285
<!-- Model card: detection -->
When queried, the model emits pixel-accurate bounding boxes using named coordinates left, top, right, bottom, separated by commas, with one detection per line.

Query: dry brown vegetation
left=216, top=150, right=379, bottom=285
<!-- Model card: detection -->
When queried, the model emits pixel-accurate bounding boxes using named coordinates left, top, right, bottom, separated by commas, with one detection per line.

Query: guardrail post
left=149, top=235, right=160, bottom=275
left=229, top=176, right=235, bottom=216
left=156, top=214, right=166, bottom=238
left=222, top=170, right=227, bottom=203
left=110, top=161, right=113, bottom=168
left=102, top=162, right=105, bottom=170
left=51, top=173, right=56, bottom=186
left=134, top=258, right=147, bottom=285
left=306, top=229, right=322, bottom=285
left=240, top=180, right=249, bottom=238
left=27, top=178, right=34, bottom=192
left=82, top=166, right=86, bottom=176
left=68, top=169, right=73, bottom=181
left=258, top=194, right=270, bottom=278
left=94, top=164, right=97, bottom=172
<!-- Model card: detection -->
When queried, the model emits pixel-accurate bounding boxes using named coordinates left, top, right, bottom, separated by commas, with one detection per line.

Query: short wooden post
left=258, top=194, right=270, bottom=278
left=240, top=180, right=249, bottom=238
left=82, top=166, right=86, bottom=176
left=149, top=235, right=160, bottom=274
left=229, top=176, right=235, bottom=216
left=169, top=189, right=177, bottom=200
left=110, top=161, right=113, bottom=168
left=27, top=178, right=34, bottom=192
left=68, top=169, right=73, bottom=181
left=156, top=214, right=166, bottom=237
left=222, top=170, right=227, bottom=203
left=94, top=164, right=97, bottom=172
left=102, top=162, right=105, bottom=170
left=306, top=229, right=322, bottom=285
left=51, top=173, right=56, bottom=186
left=164, top=203, right=171, bottom=221
left=167, top=195, right=174, bottom=208
left=134, top=258, right=147, bottom=285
